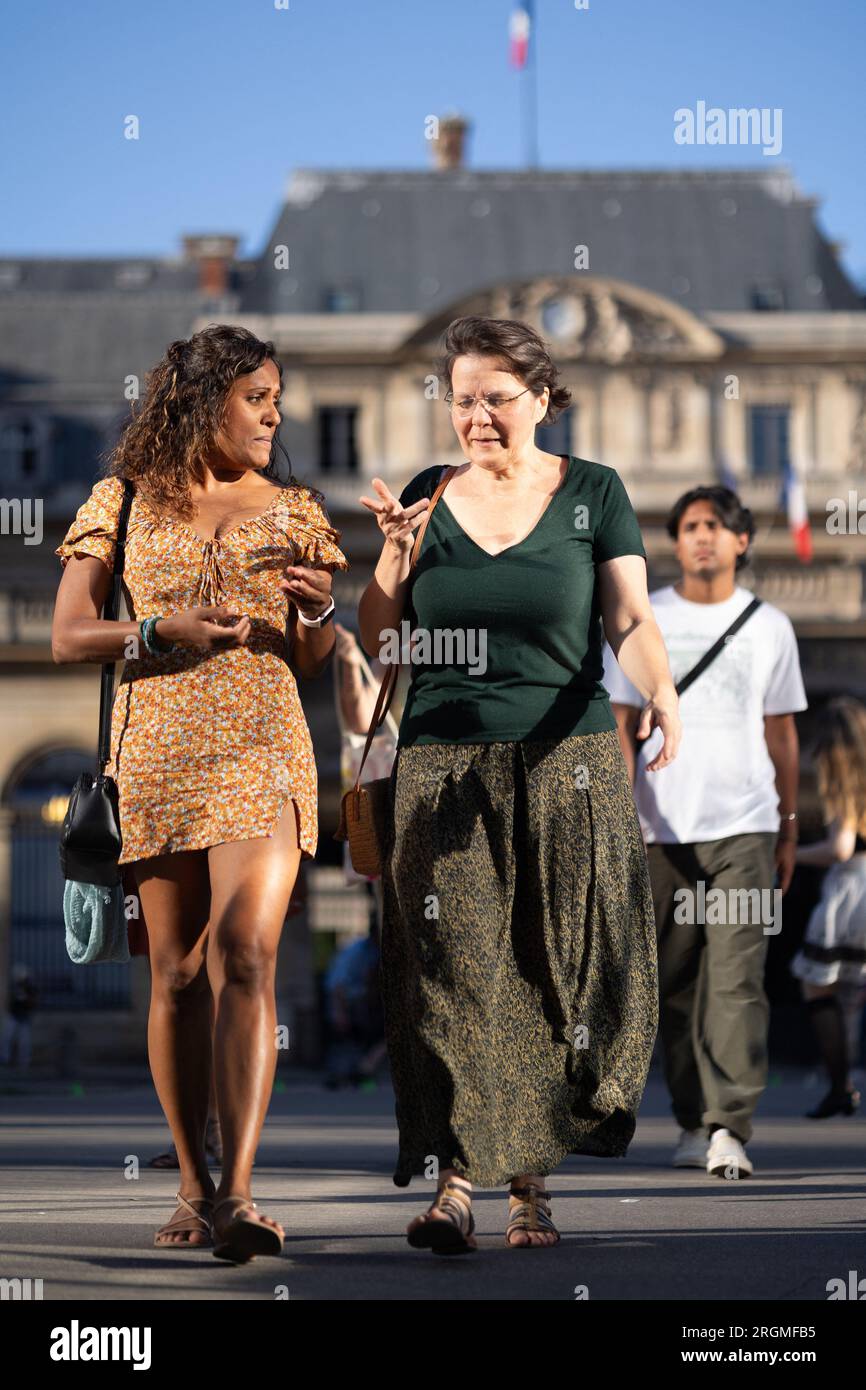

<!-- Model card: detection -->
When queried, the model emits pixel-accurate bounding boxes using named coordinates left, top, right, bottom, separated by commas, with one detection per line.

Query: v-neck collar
left=437, top=455, right=573, bottom=559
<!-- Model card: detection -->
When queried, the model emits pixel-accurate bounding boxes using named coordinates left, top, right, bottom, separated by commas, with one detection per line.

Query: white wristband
left=296, top=596, right=335, bottom=628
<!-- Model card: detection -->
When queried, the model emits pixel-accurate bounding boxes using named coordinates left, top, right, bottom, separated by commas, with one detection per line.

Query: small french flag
left=509, top=4, right=532, bottom=69
left=781, top=459, right=813, bottom=563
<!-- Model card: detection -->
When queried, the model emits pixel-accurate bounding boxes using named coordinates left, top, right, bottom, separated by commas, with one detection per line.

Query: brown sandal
left=153, top=1192, right=214, bottom=1248
left=407, top=1178, right=477, bottom=1256
left=505, top=1183, right=560, bottom=1247
left=212, top=1194, right=284, bottom=1263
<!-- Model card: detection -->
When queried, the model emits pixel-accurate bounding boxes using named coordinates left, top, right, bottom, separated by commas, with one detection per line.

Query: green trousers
left=646, top=832, right=778, bottom=1145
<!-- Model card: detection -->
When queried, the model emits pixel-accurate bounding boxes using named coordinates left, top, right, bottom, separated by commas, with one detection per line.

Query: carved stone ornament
left=459, top=276, right=724, bottom=363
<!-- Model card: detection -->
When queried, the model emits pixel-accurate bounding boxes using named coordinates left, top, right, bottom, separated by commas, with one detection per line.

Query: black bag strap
left=636, top=594, right=762, bottom=759
left=636, top=589, right=767, bottom=761
left=97, top=478, right=134, bottom=773
left=674, top=595, right=762, bottom=697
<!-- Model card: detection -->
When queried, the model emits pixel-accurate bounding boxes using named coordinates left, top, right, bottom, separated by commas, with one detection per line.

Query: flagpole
left=510, top=3, right=539, bottom=167
left=526, top=0, right=538, bottom=167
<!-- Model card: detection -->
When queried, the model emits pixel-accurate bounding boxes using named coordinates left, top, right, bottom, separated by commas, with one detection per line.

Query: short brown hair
left=436, top=316, right=572, bottom=425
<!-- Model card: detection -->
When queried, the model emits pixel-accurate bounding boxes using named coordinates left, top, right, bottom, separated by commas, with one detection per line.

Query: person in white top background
left=603, top=485, right=808, bottom=1180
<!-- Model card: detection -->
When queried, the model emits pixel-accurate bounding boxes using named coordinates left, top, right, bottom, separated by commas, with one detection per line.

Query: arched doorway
left=6, top=749, right=131, bottom=1010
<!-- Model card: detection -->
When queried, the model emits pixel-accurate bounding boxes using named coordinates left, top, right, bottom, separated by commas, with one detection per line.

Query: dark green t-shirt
left=395, top=455, right=646, bottom=747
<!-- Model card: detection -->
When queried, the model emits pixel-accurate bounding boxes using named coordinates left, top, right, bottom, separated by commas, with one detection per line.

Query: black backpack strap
left=97, top=479, right=134, bottom=772
left=675, top=596, right=763, bottom=697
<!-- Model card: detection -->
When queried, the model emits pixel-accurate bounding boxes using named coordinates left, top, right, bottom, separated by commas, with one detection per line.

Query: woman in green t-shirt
left=358, top=315, right=681, bottom=1252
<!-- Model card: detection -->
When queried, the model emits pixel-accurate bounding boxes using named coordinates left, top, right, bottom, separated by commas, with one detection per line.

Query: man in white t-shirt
left=603, top=486, right=807, bottom=1179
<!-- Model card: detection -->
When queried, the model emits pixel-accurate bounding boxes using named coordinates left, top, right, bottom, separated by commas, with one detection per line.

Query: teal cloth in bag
left=64, top=880, right=130, bottom=964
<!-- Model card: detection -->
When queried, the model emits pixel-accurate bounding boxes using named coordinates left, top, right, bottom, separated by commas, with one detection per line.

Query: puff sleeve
left=55, top=475, right=127, bottom=572
left=283, top=486, right=349, bottom=573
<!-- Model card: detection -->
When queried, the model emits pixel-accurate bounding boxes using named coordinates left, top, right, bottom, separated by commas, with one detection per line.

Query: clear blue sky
left=2, top=0, right=865, bottom=285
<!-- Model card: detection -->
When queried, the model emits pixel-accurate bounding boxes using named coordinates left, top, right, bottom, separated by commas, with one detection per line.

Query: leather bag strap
left=352, top=466, right=456, bottom=789
left=97, top=479, right=134, bottom=773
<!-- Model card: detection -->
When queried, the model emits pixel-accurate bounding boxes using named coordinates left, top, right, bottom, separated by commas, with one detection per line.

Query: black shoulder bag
left=59, top=478, right=135, bottom=886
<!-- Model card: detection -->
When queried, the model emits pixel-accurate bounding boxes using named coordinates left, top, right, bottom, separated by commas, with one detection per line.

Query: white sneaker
left=706, top=1127, right=753, bottom=1179
left=672, top=1128, right=709, bottom=1167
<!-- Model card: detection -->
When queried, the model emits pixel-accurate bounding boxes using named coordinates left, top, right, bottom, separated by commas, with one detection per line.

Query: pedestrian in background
left=791, top=696, right=866, bottom=1117
left=1, top=964, right=38, bottom=1069
left=605, top=485, right=808, bottom=1180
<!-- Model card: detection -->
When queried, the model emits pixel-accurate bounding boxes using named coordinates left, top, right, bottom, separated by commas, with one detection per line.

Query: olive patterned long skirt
left=380, top=729, right=658, bottom=1189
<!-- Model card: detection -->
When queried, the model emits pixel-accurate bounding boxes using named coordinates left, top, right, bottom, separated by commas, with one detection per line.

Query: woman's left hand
left=635, top=685, right=682, bottom=772
left=279, top=562, right=333, bottom=620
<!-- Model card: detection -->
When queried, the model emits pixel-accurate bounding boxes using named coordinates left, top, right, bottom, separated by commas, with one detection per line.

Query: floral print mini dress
left=56, top=474, right=349, bottom=865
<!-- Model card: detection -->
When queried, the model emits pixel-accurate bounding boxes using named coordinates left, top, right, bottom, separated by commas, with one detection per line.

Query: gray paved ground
left=1, top=1067, right=864, bottom=1301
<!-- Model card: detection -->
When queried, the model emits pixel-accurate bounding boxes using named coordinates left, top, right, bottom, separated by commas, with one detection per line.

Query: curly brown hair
left=812, top=697, right=866, bottom=837
left=435, top=316, right=572, bottom=425
left=101, top=324, right=298, bottom=519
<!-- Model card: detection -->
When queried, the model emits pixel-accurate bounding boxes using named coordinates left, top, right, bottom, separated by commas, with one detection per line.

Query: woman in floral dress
left=52, top=325, right=348, bottom=1261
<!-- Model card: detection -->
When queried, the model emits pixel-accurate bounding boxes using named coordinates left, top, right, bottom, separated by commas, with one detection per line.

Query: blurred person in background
left=322, top=889, right=385, bottom=1089
left=323, top=623, right=397, bottom=1088
left=790, top=697, right=866, bottom=1117
left=1, top=965, right=38, bottom=1069
left=332, top=621, right=401, bottom=906
left=605, top=485, right=808, bottom=1180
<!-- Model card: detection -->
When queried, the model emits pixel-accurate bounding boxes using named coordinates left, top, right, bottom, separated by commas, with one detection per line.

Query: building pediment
left=404, top=275, right=726, bottom=363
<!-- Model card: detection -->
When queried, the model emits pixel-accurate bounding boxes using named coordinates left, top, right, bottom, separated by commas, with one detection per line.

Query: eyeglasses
left=444, top=387, right=532, bottom=416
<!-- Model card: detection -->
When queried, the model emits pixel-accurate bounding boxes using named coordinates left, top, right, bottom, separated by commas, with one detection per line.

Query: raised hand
left=358, top=478, right=430, bottom=554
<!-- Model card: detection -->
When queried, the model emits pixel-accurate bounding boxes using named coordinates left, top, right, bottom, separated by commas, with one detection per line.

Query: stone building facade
left=1, top=133, right=864, bottom=1063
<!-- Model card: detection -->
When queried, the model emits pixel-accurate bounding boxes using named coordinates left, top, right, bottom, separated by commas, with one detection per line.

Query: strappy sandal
left=505, top=1183, right=560, bottom=1247
left=153, top=1192, right=214, bottom=1248
left=212, top=1194, right=284, bottom=1264
left=406, top=1178, right=477, bottom=1256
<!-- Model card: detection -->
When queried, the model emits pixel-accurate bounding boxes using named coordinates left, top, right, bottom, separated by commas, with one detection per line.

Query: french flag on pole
left=780, top=458, right=813, bottom=563
left=509, top=4, right=532, bottom=69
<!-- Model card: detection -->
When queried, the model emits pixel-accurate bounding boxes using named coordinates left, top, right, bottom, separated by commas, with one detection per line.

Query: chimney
left=182, top=234, right=240, bottom=297
left=430, top=113, right=470, bottom=170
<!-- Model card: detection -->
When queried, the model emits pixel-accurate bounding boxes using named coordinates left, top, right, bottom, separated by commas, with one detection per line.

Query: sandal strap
left=214, top=1193, right=257, bottom=1217
left=156, top=1192, right=213, bottom=1237
left=507, top=1184, right=559, bottom=1241
left=431, top=1180, right=474, bottom=1236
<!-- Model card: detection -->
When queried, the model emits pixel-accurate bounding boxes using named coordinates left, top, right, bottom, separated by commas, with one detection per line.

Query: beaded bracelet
left=139, top=616, right=177, bottom=655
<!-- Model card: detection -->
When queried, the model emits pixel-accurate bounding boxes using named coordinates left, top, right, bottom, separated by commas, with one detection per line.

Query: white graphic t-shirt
left=602, top=585, right=808, bottom=844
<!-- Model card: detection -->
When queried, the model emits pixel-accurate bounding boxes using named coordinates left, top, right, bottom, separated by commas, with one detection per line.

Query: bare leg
left=134, top=849, right=214, bottom=1243
left=206, top=799, right=302, bottom=1241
